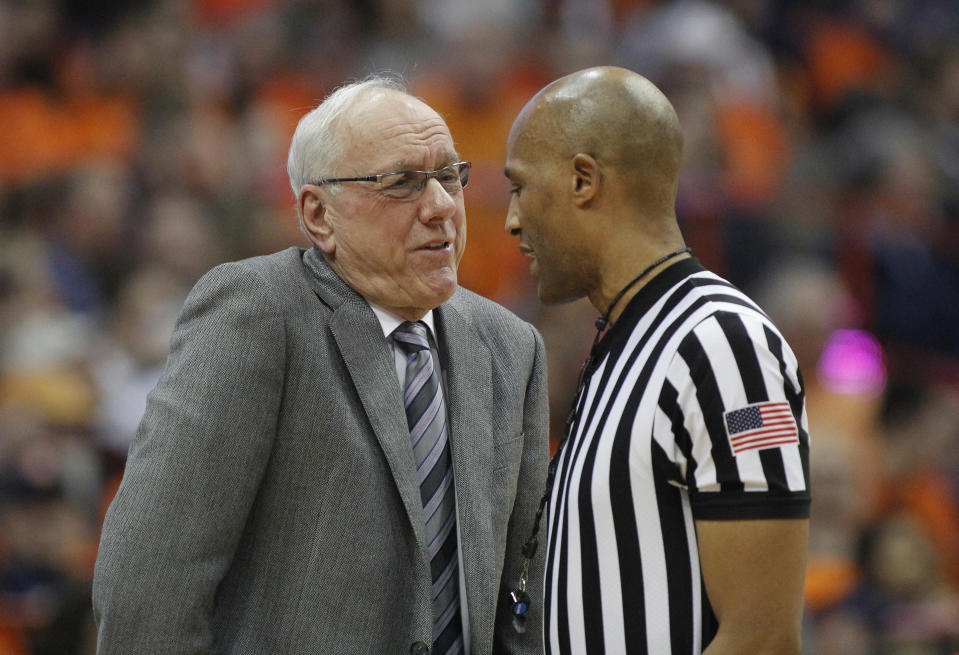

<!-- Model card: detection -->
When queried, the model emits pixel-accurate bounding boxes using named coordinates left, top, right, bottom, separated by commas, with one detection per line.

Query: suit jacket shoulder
left=198, top=246, right=311, bottom=299
left=445, top=285, right=541, bottom=354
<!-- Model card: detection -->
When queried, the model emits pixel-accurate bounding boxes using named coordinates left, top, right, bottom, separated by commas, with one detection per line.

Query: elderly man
left=505, top=67, right=810, bottom=654
left=93, top=76, right=549, bottom=655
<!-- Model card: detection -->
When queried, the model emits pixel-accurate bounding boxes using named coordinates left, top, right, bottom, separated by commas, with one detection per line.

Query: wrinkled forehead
left=341, top=90, right=457, bottom=170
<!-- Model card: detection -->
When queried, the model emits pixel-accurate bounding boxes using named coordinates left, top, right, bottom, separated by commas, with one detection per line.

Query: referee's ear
left=570, top=152, right=600, bottom=208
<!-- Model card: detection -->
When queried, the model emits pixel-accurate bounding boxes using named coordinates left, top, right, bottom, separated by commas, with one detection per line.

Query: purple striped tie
left=393, top=321, right=464, bottom=655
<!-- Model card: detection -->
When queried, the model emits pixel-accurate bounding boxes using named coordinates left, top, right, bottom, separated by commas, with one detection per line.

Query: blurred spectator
left=857, top=511, right=959, bottom=654
left=43, top=160, right=135, bottom=315
left=0, top=410, right=100, bottom=655
left=89, top=267, right=186, bottom=457
left=879, top=382, right=959, bottom=588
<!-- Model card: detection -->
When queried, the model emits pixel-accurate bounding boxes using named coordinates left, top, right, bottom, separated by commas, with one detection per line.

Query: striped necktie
left=393, top=321, right=464, bottom=655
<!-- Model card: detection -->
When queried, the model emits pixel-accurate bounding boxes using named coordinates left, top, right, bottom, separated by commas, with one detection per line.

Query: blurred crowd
left=1, top=0, right=957, bottom=653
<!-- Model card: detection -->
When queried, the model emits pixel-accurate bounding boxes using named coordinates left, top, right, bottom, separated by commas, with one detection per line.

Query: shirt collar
left=368, top=302, right=437, bottom=342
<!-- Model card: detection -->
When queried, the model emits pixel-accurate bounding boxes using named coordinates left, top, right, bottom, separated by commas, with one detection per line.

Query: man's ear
left=298, top=185, right=335, bottom=254
left=570, top=153, right=600, bottom=207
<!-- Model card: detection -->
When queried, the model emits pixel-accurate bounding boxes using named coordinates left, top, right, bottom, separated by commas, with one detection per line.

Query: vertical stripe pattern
left=393, top=321, right=464, bottom=655
left=544, top=260, right=810, bottom=655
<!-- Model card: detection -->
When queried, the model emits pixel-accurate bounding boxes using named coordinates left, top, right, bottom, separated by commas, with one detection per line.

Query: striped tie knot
left=394, top=321, right=430, bottom=354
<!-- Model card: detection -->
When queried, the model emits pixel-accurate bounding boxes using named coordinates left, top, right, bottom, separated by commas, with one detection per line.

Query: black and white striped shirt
left=544, top=258, right=811, bottom=655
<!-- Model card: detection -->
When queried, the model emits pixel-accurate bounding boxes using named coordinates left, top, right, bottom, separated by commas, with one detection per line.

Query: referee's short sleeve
left=657, top=310, right=811, bottom=521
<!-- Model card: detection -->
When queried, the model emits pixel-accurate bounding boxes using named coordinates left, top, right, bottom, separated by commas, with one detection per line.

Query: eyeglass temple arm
left=314, top=162, right=469, bottom=187
left=315, top=175, right=380, bottom=185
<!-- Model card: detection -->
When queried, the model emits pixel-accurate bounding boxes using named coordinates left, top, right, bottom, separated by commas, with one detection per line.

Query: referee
left=504, top=66, right=810, bottom=654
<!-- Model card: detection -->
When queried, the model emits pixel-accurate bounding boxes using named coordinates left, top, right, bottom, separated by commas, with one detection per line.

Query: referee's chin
left=536, top=277, right=587, bottom=307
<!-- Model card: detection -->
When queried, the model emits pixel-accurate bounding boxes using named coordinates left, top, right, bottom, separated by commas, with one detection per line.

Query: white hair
left=286, top=74, right=408, bottom=208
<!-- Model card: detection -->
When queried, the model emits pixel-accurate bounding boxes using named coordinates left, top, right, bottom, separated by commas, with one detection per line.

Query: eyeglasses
left=312, top=161, right=471, bottom=200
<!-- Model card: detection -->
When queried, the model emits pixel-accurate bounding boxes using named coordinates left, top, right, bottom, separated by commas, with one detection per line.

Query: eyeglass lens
left=380, top=163, right=470, bottom=199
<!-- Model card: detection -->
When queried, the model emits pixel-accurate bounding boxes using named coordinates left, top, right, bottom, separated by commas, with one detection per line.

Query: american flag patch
left=723, top=401, right=798, bottom=455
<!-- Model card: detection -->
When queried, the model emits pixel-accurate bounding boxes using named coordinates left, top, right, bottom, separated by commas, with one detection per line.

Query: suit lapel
left=304, top=248, right=497, bottom=635
left=303, top=248, right=426, bottom=551
left=436, top=298, right=495, bottom=642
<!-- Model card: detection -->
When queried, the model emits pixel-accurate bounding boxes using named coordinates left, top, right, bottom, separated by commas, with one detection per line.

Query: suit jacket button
left=409, top=641, right=430, bottom=655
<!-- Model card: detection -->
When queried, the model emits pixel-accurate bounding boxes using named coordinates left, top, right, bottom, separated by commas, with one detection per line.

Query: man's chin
left=537, top=280, right=583, bottom=307
left=536, top=289, right=566, bottom=306
left=417, top=271, right=458, bottom=309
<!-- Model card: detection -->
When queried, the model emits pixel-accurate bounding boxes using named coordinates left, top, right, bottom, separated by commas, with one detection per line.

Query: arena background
left=1, top=1, right=957, bottom=653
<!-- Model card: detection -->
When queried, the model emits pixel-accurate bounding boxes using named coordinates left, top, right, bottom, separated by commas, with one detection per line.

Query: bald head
left=505, top=67, right=690, bottom=311
left=509, top=66, right=684, bottom=216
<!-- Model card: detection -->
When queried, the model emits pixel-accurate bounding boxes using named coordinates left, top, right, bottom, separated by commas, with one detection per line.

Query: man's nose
left=505, top=198, right=521, bottom=235
left=419, top=177, right=457, bottom=222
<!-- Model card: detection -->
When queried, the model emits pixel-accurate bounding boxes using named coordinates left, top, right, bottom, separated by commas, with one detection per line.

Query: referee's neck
left=594, top=250, right=692, bottom=327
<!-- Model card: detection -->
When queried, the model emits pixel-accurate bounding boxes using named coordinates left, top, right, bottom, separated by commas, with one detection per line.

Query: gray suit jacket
left=93, top=247, right=549, bottom=654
